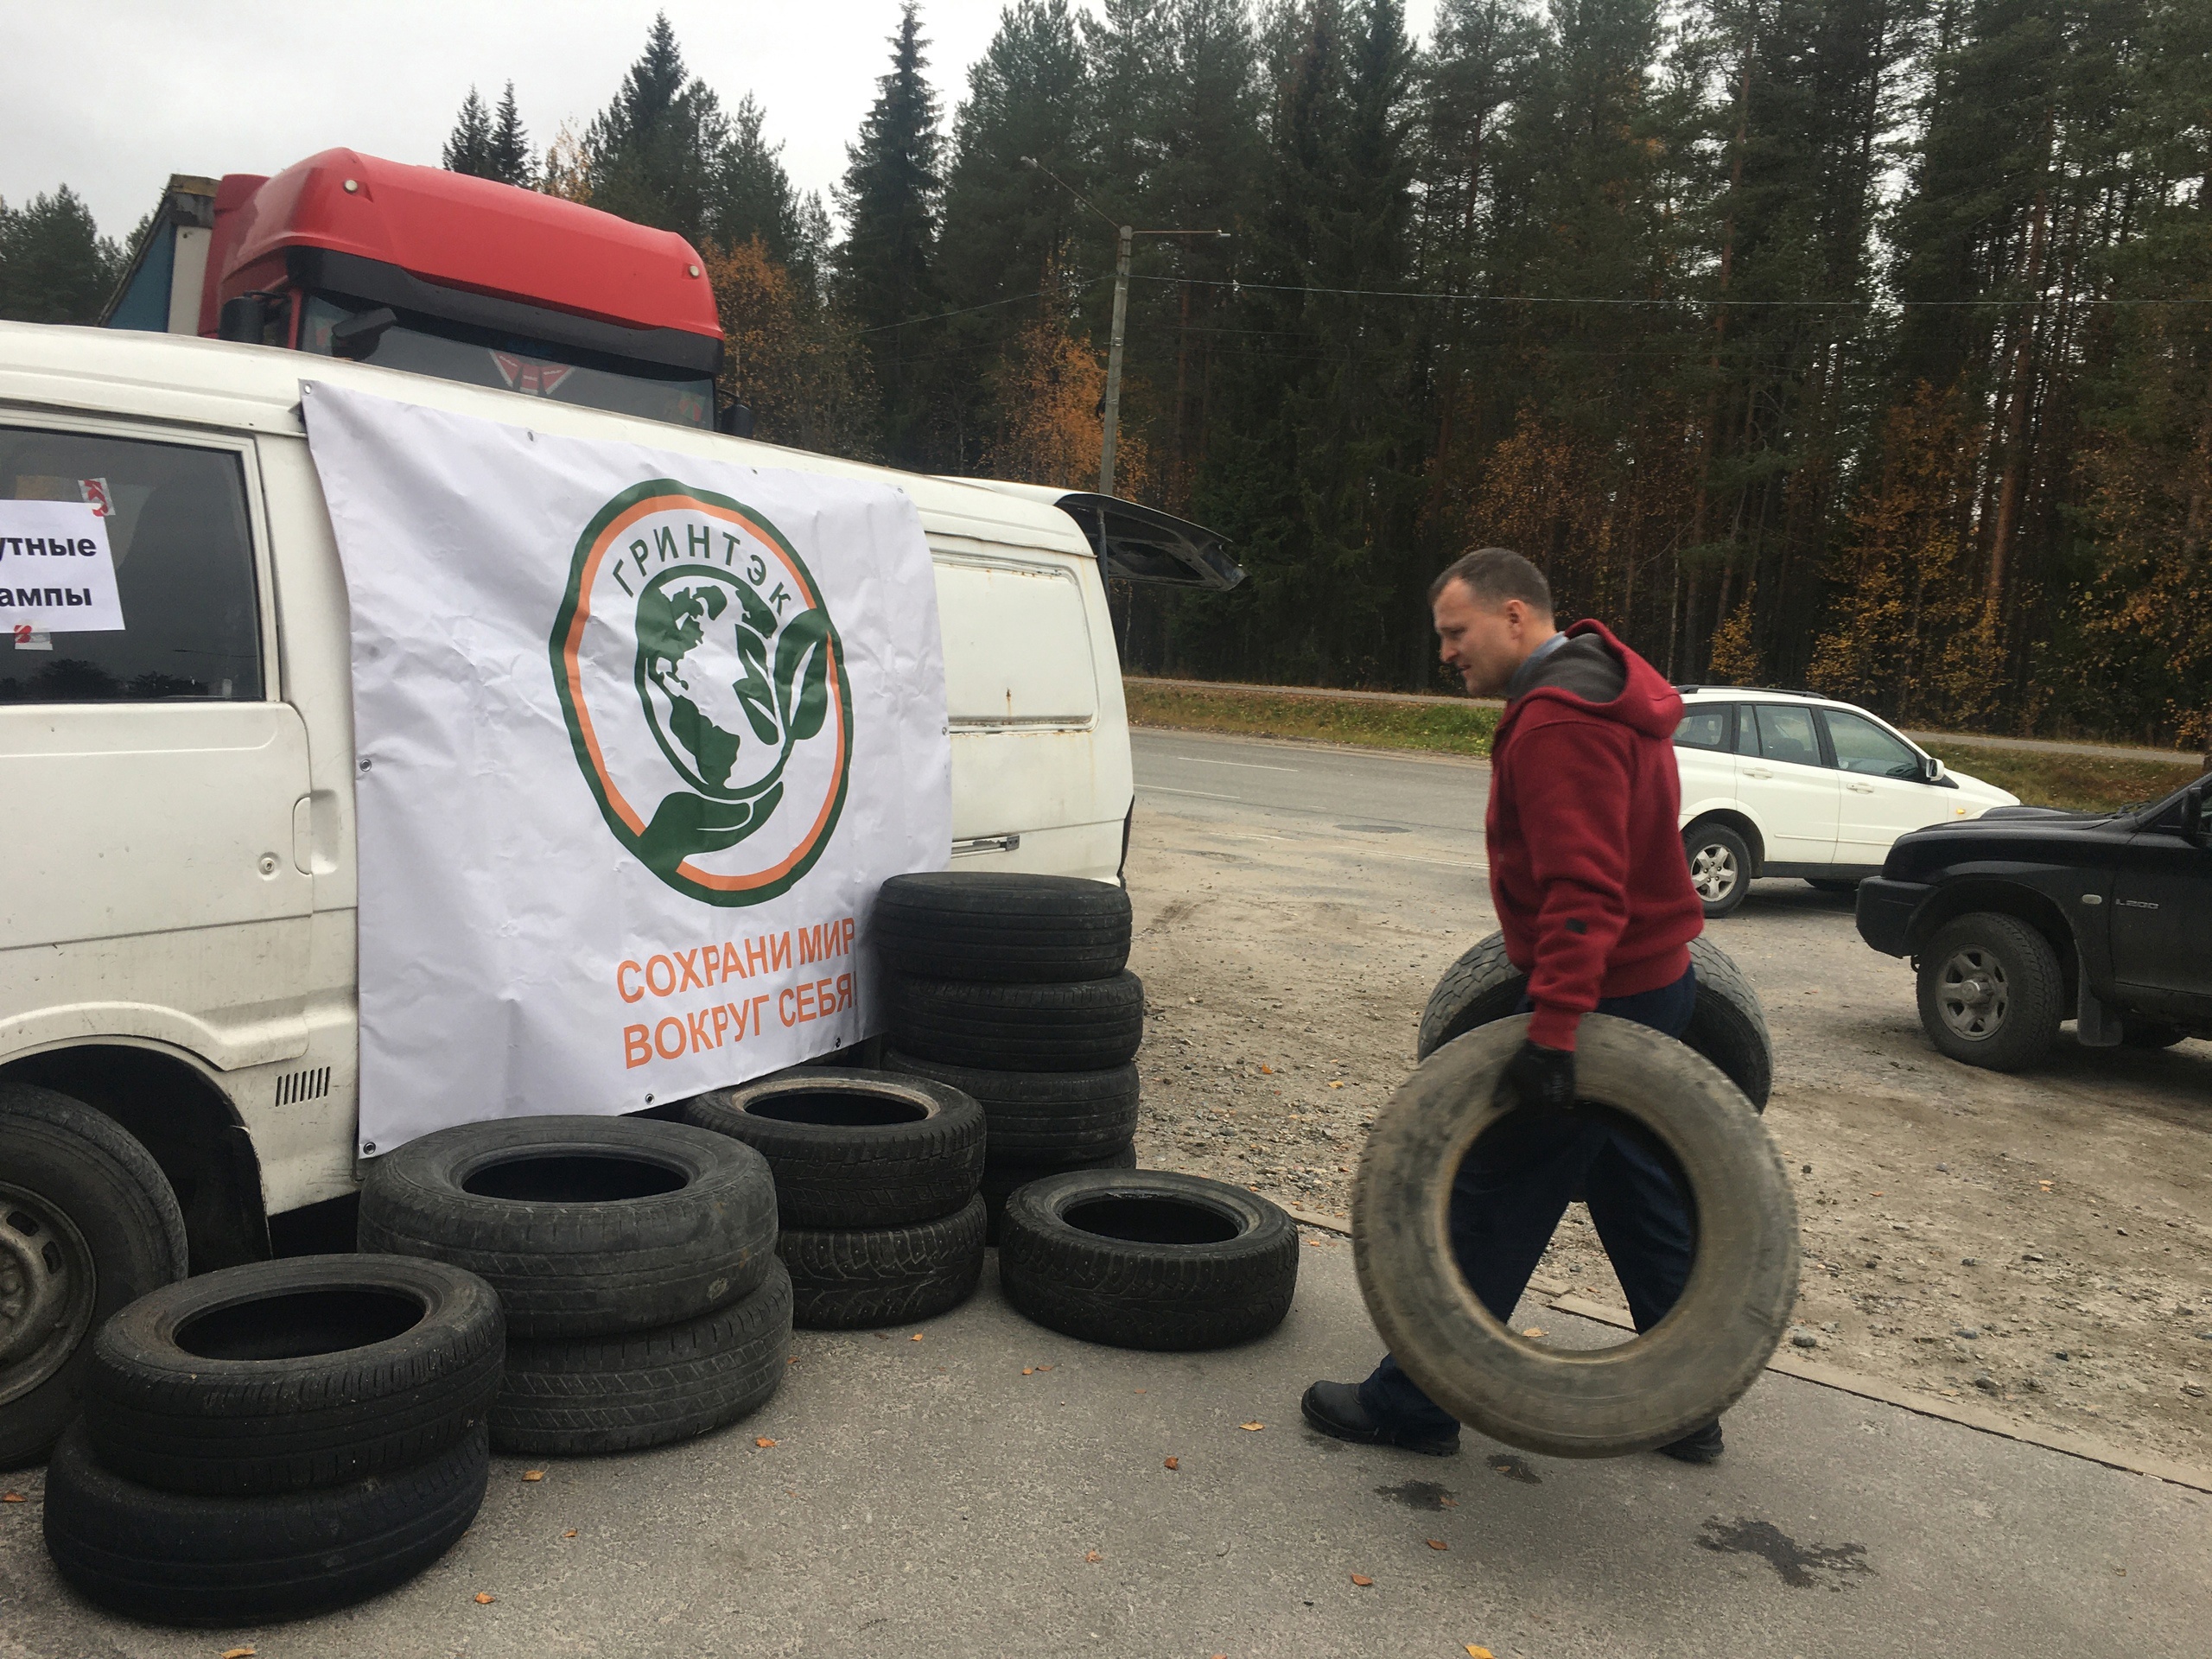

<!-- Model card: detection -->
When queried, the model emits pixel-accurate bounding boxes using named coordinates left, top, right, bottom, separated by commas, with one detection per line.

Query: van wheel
left=1, top=1084, right=188, bottom=1470
left=1683, top=823, right=1751, bottom=918
left=1916, top=913, right=2063, bottom=1071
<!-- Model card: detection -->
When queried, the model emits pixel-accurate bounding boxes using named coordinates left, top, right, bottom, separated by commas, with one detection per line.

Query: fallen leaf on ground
left=0, top=1493, right=22, bottom=1503
left=563, top=1530, right=577, bottom=1539
left=1427, top=1539, right=1448, bottom=1551
left=474, top=1592, right=495, bottom=1604
left=521, top=1470, right=543, bottom=1482
left=1134, top=1388, right=1146, bottom=1394
left=1872, top=1191, right=1884, bottom=1197
left=1240, top=1421, right=1265, bottom=1431
left=1164, top=1457, right=1179, bottom=1470
left=1022, top=1366, right=1035, bottom=1375
left=1037, top=1363, right=1054, bottom=1371
left=787, top=1356, right=800, bottom=1364
left=221, top=1649, right=256, bottom=1658
left=1351, top=1573, right=1374, bottom=1587
left=755, top=1438, right=778, bottom=1448
left=1261, top=1065, right=1274, bottom=1074
left=1522, top=1328, right=1544, bottom=1338
left=910, top=1333, right=924, bottom=1342
left=2039, top=1180, right=2055, bottom=1191
left=1330, top=1081, right=1344, bottom=1089
left=1084, top=1550, right=1102, bottom=1563
left=1467, top=1647, right=1495, bottom=1657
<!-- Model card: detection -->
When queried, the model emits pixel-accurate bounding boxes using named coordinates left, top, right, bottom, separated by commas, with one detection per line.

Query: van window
left=933, top=557, right=1098, bottom=725
left=0, top=427, right=262, bottom=704
left=1674, top=705, right=1732, bottom=751
left=1748, top=704, right=1823, bottom=767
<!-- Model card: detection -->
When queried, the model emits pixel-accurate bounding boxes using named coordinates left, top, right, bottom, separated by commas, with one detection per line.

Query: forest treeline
left=7, top=3, right=2209, bottom=746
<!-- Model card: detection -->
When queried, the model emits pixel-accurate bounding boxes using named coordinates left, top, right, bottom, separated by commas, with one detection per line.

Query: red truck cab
left=103, top=149, right=723, bottom=429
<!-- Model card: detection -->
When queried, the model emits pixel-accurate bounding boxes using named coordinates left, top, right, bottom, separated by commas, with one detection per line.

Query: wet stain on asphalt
left=1374, top=1478, right=1458, bottom=1511
left=1697, top=1516, right=1872, bottom=1589
left=1485, top=1453, right=1541, bottom=1484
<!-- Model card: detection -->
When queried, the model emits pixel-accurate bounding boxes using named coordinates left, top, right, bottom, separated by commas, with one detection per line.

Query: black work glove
left=1495, top=1039, right=1576, bottom=1112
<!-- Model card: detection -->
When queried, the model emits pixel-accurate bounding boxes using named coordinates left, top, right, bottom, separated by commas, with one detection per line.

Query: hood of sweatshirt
left=1497, top=620, right=1682, bottom=743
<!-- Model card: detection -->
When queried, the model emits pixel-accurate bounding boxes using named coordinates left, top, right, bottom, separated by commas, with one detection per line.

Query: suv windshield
left=299, top=295, right=713, bottom=429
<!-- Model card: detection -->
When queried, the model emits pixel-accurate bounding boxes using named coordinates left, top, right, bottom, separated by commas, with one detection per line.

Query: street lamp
left=1020, top=157, right=1229, bottom=498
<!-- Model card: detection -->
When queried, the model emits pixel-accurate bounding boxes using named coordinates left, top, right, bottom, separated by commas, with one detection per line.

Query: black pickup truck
left=1855, top=772, right=2211, bottom=1070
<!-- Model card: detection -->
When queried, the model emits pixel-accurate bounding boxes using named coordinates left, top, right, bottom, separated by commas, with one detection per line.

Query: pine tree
left=442, top=87, right=495, bottom=177
left=488, top=83, right=535, bottom=188
left=716, top=94, right=802, bottom=266
left=836, top=3, right=947, bottom=465
left=584, top=13, right=728, bottom=245
left=0, top=187, right=124, bottom=324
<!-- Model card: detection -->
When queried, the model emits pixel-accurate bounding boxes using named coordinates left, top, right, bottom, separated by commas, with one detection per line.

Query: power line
left=1125, top=272, right=2211, bottom=308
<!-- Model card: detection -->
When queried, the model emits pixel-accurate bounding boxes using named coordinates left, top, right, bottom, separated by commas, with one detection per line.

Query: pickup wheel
left=1682, top=823, right=1751, bottom=918
left=1916, top=913, right=2063, bottom=1071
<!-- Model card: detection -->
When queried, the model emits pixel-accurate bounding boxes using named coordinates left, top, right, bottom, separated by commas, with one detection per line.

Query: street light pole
left=1019, top=158, right=1226, bottom=500
left=1100, top=224, right=1133, bottom=497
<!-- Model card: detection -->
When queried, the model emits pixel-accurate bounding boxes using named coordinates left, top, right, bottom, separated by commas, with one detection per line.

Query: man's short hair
left=1428, top=547, right=1554, bottom=614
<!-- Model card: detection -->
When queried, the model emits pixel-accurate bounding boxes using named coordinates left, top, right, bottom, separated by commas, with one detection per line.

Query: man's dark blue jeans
left=1357, top=963, right=1699, bottom=1437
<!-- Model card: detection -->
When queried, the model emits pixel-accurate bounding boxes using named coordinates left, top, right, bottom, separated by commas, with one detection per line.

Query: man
left=1301, top=547, right=1719, bottom=1462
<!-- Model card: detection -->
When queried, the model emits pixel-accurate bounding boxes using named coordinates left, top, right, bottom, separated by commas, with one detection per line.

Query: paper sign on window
left=0, top=499, right=126, bottom=634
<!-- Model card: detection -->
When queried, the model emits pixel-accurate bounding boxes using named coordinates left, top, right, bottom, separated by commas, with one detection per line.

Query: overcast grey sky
left=14, top=1, right=1443, bottom=242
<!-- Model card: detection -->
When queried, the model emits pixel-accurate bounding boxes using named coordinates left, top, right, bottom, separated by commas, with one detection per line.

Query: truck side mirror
left=2184, top=781, right=2212, bottom=849
left=715, top=400, right=755, bottom=439
left=216, top=295, right=267, bottom=343
left=329, top=308, right=398, bottom=361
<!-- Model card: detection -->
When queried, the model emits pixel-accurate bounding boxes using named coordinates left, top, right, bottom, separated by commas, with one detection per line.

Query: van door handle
left=1742, top=766, right=1772, bottom=779
left=1847, top=782, right=1874, bottom=793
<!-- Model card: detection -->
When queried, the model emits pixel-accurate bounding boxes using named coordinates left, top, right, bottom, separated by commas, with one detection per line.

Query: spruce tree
left=488, top=83, right=535, bottom=188
left=836, top=3, right=946, bottom=465
left=0, top=188, right=124, bottom=324
left=442, top=87, right=495, bottom=177
left=585, top=13, right=729, bottom=245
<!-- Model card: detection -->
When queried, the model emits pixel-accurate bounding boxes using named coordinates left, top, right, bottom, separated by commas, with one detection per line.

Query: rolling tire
left=683, top=1070, right=983, bottom=1229
left=1414, top=932, right=1773, bottom=1111
left=1683, top=822, right=1752, bottom=918
left=1915, top=912, right=2064, bottom=1072
left=882, top=1051, right=1140, bottom=1166
left=1355, top=1015, right=1798, bottom=1459
left=980, top=1144, right=1137, bottom=1245
left=493, top=1260, right=791, bottom=1456
left=778, top=1194, right=988, bottom=1330
left=999, top=1170, right=1299, bottom=1351
left=887, top=972, right=1145, bottom=1071
left=0, top=1084, right=188, bottom=1471
left=357, top=1116, right=777, bottom=1338
left=80, top=1254, right=503, bottom=1497
left=874, top=872, right=1131, bottom=982
left=42, top=1419, right=487, bottom=1626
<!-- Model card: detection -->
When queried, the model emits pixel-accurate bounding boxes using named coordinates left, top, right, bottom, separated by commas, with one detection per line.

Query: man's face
left=1433, top=581, right=1552, bottom=696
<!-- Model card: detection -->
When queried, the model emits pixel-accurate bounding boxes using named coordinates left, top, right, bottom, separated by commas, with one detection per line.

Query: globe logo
left=552, top=480, right=853, bottom=906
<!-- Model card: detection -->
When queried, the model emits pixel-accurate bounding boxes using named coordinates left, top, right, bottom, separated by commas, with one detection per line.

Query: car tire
left=357, top=1116, right=777, bottom=1338
left=882, top=1052, right=1140, bottom=1166
left=683, top=1070, right=983, bottom=1229
left=80, top=1255, right=503, bottom=1496
left=887, top=973, right=1145, bottom=1071
left=874, top=872, right=1132, bottom=983
left=1916, top=912, right=2064, bottom=1071
left=779, top=1194, right=988, bottom=1330
left=999, top=1170, right=1299, bottom=1351
left=980, top=1144, right=1138, bottom=1245
left=0, top=1084, right=188, bottom=1471
left=1683, top=822, right=1752, bottom=918
left=493, top=1260, right=791, bottom=1456
left=1355, top=1015, right=1799, bottom=1458
left=42, top=1419, right=487, bottom=1626
left=1414, top=932, right=1772, bottom=1111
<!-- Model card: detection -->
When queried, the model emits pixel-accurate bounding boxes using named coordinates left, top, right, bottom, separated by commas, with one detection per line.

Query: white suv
left=1671, top=688, right=2018, bottom=917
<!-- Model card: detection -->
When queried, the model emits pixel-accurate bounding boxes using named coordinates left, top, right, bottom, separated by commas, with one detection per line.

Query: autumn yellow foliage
left=981, top=308, right=1147, bottom=497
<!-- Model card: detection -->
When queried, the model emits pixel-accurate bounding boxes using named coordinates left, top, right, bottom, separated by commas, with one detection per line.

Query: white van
left=0, top=318, right=1234, bottom=1462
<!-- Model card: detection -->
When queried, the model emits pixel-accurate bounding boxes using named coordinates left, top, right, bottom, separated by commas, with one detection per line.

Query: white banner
left=0, top=499, right=124, bottom=635
left=302, top=383, right=950, bottom=1154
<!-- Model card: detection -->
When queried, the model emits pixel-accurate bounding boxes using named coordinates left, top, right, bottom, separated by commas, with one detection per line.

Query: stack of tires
left=686, top=1069, right=987, bottom=1328
left=873, top=873, right=1144, bottom=1242
left=358, top=1116, right=789, bottom=1457
left=43, top=1255, right=500, bottom=1624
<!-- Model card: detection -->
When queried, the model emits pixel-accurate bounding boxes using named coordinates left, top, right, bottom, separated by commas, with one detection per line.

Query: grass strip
left=1125, top=682, right=1498, bottom=758
left=1128, top=682, right=2202, bottom=813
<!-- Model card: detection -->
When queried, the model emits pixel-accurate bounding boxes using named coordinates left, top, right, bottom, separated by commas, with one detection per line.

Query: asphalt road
left=3, top=1251, right=2205, bottom=1659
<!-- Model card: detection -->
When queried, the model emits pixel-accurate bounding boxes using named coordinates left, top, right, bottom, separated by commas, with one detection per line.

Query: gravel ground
left=1121, top=741, right=2212, bottom=1467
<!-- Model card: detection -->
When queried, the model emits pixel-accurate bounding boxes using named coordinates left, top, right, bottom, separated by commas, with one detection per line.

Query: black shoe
left=1656, top=1419, right=1724, bottom=1464
left=1300, top=1381, right=1461, bottom=1457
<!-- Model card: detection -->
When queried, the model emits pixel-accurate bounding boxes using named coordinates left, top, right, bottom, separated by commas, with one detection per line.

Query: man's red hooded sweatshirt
left=1486, top=620, right=1704, bottom=1050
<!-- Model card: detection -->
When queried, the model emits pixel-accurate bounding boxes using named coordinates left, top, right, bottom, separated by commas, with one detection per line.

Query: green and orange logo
left=550, top=480, right=853, bottom=906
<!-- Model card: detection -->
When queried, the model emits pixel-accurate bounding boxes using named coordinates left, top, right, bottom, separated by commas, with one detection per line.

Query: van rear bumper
left=1855, top=878, right=1929, bottom=957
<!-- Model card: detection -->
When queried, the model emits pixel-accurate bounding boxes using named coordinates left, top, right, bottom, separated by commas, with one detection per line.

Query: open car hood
left=947, top=480, right=1245, bottom=591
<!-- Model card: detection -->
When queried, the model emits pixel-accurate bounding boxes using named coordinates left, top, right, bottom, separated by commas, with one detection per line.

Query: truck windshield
left=299, top=295, right=713, bottom=429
